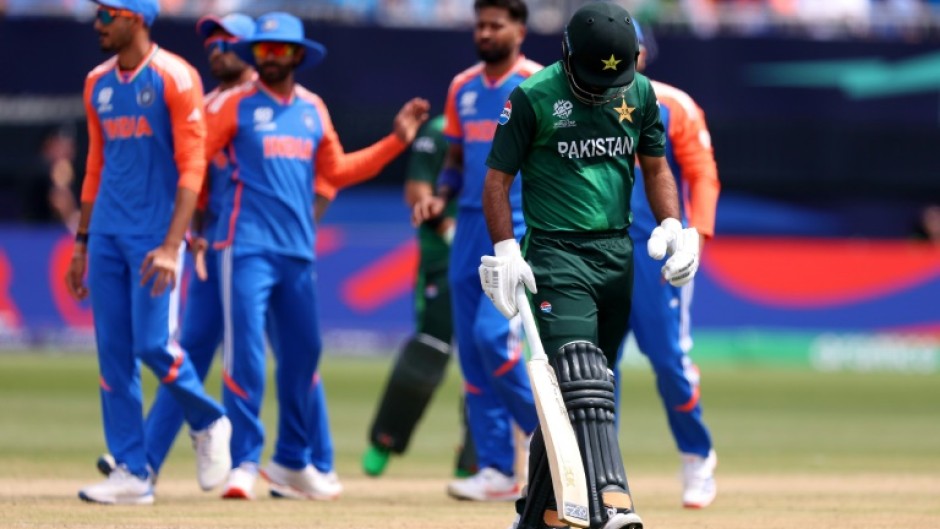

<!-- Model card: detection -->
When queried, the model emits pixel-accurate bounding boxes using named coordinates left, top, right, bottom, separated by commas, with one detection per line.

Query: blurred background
left=0, top=0, right=938, bottom=374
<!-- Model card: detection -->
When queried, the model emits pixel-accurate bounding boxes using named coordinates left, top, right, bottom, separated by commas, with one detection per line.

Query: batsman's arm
left=638, top=154, right=681, bottom=224
left=482, top=167, right=516, bottom=244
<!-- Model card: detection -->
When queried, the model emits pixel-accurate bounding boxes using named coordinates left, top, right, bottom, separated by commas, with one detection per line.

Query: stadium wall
left=1, top=190, right=938, bottom=372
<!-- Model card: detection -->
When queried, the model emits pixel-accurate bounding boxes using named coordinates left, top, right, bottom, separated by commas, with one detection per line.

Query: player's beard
left=211, top=58, right=247, bottom=85
left=99, top=30, right=130, bottom=53
left=258, top=62, right=292, bottom=85
left=476, top=42, right=513, bottom=64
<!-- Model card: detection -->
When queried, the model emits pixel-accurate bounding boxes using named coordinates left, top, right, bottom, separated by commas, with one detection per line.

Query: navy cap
left=564, top=2, right=639, bottom=89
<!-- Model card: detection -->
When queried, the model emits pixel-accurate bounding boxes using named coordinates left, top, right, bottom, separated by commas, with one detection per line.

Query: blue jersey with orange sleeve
left=443, top=56, right=541, bottom=210
left=205, top=81, right=407, bottom=261
left=631, top=80, right=720, bottom=239
left=82, top=45, right=207, bottom=236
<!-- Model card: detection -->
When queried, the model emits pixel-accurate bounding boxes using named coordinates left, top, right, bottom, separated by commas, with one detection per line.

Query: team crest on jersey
left=302, top=110, right=317, bottom=132
left=497, top=101, right=512, bottom=125
left=552, top=99, right=576, bottom=129
left=254, top=107, right=276, bottom=131
left=459, top=91, right=478, bottom=116
left=137, top=85, right=156, bottom=108
left=613, top=98, right=635, bottom=124
left=97, top=87, right=113, bottom=113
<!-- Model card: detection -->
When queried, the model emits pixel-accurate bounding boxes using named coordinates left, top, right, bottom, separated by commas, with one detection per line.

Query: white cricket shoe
left=222, top=463, right=258, bottom=500
left=447, top=467, right=520, bottom=502
left=191, top=416, right=232, bottom=491
left=261, top=461, right=342, bottom=501
left=681, top=449, right=717, bottom=508
left=78, top=466, right=154, bottom=505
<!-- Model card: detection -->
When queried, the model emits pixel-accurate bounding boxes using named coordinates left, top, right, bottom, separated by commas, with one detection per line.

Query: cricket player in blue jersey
left=204, top=11, right=430, bottom=500
left=617, top=25, right=720, bottom=509
left=66, top=0, right=231, bottom=505
left=412, top=0, right=540, bottom=502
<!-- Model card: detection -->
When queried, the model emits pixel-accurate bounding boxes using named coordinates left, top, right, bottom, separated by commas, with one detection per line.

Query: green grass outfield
left=1, top=351, right=938, bottom=528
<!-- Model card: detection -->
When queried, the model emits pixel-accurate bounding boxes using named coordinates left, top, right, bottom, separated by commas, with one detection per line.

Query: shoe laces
left=474, top=467, right=511, bottom=488
left=191, top=426, right=213, bottom=458
left=681, top=454, right=713, bottom=486
left=111, top=464, right=149, bottom=484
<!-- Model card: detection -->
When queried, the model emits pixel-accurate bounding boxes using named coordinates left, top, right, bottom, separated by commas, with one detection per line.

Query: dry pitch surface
left=3, top=354, right=940, bottom=528
left=2, top=472, right=938, bottom=529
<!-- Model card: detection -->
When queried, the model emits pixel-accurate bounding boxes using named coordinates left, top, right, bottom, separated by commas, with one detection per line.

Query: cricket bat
left=516, top=285, right=590, bottom=528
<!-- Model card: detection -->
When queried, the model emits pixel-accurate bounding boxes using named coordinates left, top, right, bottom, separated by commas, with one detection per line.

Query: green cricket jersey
left=408, top=115, right=455, bottom=264
left=486, top=62, right=665, bottom=232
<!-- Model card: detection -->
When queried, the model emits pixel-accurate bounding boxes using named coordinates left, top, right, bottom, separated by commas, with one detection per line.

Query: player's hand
left=411, top=195, right=446, bottom=227
left=479, top=239, right=537, bottom=319
left=648, top=218, right=699, bottom=287
left=392, top=97, right=431, bottom=144
left=65, top=245, right=89, bottom=301
left=140, top=243, right=179, bottom=297
left=189, top=236, right=209, bottom=281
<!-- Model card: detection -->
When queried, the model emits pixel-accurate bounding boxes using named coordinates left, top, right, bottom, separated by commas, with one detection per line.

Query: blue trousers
left=449, top=210, right=537, bottom=476
left=143, top=248, right=335, bottom=473
left=87, top=234, right=224, bottom=479
left=616, top=232, right=713, bottom=458
left=219, top=247, right=325, bottom=471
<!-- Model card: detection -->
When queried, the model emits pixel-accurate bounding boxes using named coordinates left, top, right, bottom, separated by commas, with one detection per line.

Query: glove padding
left=647, top=218, right=700, bottom=287
left=479, top=239, right=537, bottom=319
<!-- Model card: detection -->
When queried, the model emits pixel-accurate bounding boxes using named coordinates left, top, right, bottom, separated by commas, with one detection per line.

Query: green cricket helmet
left=562, top=1, right=640, bottom=105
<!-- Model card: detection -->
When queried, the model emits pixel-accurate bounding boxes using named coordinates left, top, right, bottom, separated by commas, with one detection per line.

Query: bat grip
left=516, top=284, right=547, bottom=362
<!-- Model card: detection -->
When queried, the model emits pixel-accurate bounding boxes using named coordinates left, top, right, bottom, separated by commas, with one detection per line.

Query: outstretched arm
left=316, top=97, right=430, bottom=188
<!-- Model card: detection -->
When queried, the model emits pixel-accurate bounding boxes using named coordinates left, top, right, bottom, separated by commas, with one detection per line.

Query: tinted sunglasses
left=96, top=6, right=139, bottom=25
left=204, top=36, right=239, bottom=55
left=252, top=42, right=297, bottom=61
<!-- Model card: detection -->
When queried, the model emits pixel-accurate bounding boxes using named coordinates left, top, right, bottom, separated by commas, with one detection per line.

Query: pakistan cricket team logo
left=552, top=99, right=576, bottom=129
left=613, top=97, right=635, bottom=123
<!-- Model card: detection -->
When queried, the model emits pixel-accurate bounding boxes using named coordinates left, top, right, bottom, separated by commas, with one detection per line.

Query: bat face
left=528, top=359, right=590, bottom=528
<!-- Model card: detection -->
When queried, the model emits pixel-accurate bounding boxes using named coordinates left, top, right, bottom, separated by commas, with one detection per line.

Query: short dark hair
left=474, top=0, right=528, bottom=24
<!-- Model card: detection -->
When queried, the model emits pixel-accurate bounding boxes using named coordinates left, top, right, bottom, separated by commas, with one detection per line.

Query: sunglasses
left=204, top=36, right=239, bottom=55
left=95, top=6, right=139, bottom=25
left=252, top=42, right=297, bottom=61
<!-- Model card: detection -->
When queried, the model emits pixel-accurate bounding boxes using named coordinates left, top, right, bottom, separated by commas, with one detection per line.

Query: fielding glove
left=479, top=239, right=537, bottom=319
left=647, top=218, right=700, bottom=287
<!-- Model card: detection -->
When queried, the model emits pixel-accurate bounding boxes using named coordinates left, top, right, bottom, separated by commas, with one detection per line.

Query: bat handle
left=516, top=284, right=548, bottom=362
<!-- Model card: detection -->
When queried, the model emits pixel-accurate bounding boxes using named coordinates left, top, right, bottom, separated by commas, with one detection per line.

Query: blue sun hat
left=232, top=12, right=327, bottom=71
left=93, top=0, right=159, bottom=26
left=196, top=13, right=255, bottom=41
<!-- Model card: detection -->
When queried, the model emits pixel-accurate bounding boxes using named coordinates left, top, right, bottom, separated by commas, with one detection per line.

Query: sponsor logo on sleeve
left=497, top=100, right=512, bottom=125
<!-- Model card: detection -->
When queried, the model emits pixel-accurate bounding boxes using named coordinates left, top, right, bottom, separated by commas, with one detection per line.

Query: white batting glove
left=647, top=218, right=700, bottom=287
left=479, top=239, right=537, bottom=319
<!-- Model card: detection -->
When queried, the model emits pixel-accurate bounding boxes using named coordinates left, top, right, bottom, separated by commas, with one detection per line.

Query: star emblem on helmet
left=601, top=54, right=622, bottom=71
left=614, top=99, right=635, bottom=123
